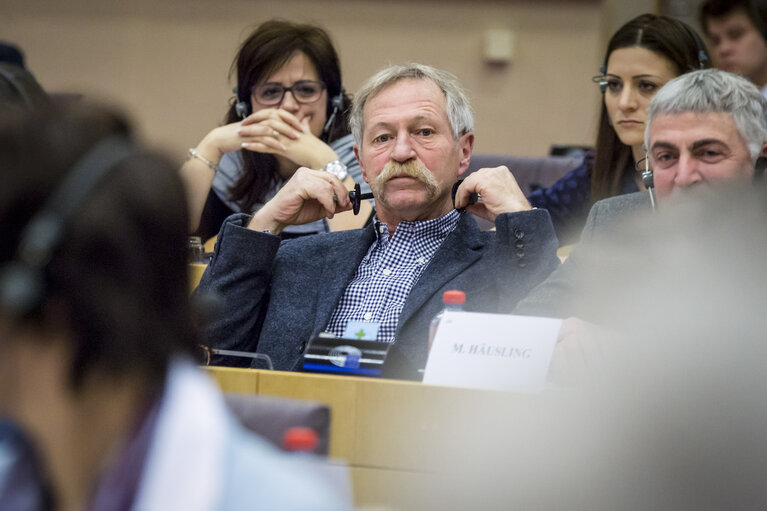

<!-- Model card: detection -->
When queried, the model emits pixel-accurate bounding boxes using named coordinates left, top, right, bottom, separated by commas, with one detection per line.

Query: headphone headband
left=0, top=135, right=134, bottom=316
left=0, top=64, right=36, bottom=109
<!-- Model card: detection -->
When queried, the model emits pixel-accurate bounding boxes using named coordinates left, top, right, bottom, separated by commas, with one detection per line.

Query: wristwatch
left=323, top=159, right=348, bottom=180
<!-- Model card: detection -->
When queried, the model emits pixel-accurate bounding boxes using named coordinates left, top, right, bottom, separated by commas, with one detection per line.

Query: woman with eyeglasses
left=181, top=20, right=369, bottom=241
left=527, top=14, right=711, bottom=245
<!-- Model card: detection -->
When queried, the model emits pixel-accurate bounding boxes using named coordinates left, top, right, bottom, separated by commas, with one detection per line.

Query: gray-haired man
left=514, top=68, right=767, bottom=379
left=197, top=63, right=560, bottom=379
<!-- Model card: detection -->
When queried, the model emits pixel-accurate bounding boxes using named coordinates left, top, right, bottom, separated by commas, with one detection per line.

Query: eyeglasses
left=251, top=80, right=326, bottom=106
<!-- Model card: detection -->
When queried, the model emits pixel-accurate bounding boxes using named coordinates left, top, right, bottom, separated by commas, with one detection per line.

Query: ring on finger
left=272, top=130, right=280, bottom=138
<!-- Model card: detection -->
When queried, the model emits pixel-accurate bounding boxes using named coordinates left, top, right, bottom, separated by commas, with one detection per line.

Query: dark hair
left=700, top=0, right=767, bottom=41
left=226, top=19, right=350, bottom=210
left=591, top=14, right=712, bottom=203
left=0, top=41, right=25, bottom=68
left=0, top=103, right=198, bottom=390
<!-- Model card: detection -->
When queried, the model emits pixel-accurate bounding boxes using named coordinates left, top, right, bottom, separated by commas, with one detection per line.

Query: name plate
left=423, top=311, right=561, bottom=393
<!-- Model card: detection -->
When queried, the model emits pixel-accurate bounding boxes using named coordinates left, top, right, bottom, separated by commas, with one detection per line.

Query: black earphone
left=0, top=64, right=36, bottom=109
left=234, top=86, right=249, bottom=120
left=0, top=136, right=133, bottom=316
left=322, top=87, right=345, bottom=136
left=755, top=156, right=767, bottom=182
left=233, top=85, right=344, bottom=138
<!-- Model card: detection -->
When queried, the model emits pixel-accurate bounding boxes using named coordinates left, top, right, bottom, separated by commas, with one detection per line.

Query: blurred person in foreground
left=513, top=68, right=767, bottom=380
left=0, top=103, right=348, bottom=510
left=700, top=0, right=767, bottom=97
left=196, top=63, right=560, bottom=379
left=429, top=183, right=767, bottom=511
left=516, top=68, right=767, bottom=319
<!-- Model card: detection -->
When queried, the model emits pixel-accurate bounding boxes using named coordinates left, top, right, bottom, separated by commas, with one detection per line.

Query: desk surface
left=207, top=366, right=547, bottom=508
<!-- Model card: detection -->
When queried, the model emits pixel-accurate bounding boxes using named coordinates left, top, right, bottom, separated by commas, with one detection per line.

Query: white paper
left=423, top=311, right=561, bottom=393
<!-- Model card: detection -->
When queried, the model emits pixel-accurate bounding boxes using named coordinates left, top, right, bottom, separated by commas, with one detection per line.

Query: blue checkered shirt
left=324, top=209, right=461, bottom=343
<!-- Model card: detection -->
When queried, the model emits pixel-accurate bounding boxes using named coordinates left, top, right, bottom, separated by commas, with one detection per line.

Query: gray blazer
left=197, top=210, right=560, bottom=380
left=513, top=191, right=652, bottom=319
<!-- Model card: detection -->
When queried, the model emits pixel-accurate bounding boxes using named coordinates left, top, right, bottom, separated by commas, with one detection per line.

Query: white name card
left=423, top=311, right=561, bottom=393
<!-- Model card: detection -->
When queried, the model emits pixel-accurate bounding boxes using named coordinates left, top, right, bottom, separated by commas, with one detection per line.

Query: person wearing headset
left=181, top=19, right=370, bottom=241
left=0, top=102, right=349, bottom=510
left=514, top=68, right=767, bottom=382
left=526, top=14, right=711, bottom=245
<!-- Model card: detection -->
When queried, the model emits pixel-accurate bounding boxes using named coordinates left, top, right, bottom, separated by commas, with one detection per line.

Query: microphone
left=342, top=183, right=373, bottom=215
left=641, top=155, right=657, bottom=212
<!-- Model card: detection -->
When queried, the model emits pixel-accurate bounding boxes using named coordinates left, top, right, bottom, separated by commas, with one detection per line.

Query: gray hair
left=645, top=69, right=767, bottom=162
left=350, top=63, right=474, bottom=147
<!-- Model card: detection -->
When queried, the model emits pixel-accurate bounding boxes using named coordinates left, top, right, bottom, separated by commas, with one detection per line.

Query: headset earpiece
left=596, top=64, right=608, bottom=94
left=233, top=87, right=250, bottom=120
left=0, top=64, right=36, bottom=110
left=322, top=87, right=345, bottom=137
left=0, top=136, right=133, bottom=317
left=687, top=26, right=710, bottom=69
left=754, top=156, right=767, bottom=181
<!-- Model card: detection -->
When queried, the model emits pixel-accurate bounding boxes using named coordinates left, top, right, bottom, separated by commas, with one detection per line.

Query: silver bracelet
left=188, top=148, right=219, bottom=172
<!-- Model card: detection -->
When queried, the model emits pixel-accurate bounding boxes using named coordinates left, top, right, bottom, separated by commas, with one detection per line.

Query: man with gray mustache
left=196, top=63, right=560, bottom=380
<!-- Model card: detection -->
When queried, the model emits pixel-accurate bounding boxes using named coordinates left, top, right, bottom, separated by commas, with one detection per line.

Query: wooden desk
left=188, top=262, right=206, bottom=290
left=207, top=367, right=540, bottom=509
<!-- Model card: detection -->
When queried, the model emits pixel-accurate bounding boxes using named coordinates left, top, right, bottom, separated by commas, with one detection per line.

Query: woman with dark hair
left=181, top=19, right=370, bottom=241
left=528, top=14, right=711, bottom=245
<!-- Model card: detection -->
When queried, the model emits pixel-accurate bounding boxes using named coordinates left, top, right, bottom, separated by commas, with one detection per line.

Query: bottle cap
left=282, top=426, right=319, bottom=453
left=442, top=290, right=466, bottom=305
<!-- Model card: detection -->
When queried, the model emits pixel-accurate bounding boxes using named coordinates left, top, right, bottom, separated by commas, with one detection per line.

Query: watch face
left=325, top=160, right=348, bottom=180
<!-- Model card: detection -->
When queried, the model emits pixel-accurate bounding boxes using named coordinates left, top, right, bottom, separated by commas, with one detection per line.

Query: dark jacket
left=197, top=210, right=560, bottom=380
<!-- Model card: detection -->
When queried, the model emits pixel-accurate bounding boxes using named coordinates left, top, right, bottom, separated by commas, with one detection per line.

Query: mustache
left=375, top=160, right=439, bottom=189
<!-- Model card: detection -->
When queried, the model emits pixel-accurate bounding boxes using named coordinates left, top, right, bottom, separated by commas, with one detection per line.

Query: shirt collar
left=372, top=209, right=460, bottom=244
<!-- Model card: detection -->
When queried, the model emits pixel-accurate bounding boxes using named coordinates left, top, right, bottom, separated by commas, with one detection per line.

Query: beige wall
left=1, top=0, right=603, bottom=158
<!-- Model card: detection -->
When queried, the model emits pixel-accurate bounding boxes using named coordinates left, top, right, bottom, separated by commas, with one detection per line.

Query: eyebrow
left=690, top=139, right=727, bottom=151
left=368, top=114, right=439, bottom=132
left=605, top=73, right=665, bottom=80
left=650, top=141, right=678, bottom=151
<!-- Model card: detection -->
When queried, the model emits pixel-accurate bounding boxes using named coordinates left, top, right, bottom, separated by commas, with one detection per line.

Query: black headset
left=0, top=136, right=133, bottom=317
left=0, top=64, right=36, bottom=109
left=595, top=22, right=710, bottom=93
left=233, top=85, right=345, bottom=138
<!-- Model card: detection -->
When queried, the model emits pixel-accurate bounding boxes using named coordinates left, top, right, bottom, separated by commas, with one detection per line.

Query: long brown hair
left=226, top=19, right=350, bottom=210
left=591, top=14, right=712, bottom=202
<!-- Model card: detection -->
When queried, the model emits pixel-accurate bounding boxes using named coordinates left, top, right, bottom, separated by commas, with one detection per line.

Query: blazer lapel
left=397, top=213, right=484, bottom=330
left=312, top=225, right=377, bottom=334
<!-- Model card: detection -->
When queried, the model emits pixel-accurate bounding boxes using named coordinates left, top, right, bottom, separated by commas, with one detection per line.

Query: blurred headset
left=0, top=64, right=36, bottom=109
left=233, top=85, right=345, bottom=138
left=594, top=22, right=710, bottom=93
left=0, top=136, right=133, bottom=317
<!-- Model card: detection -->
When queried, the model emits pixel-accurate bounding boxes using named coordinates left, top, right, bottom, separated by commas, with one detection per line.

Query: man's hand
left=247, top=167, right=352, bottom=234
left=453, top=166, right=531, bottom=222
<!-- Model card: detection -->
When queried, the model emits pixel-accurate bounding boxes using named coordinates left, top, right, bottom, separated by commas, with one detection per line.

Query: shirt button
left=364, top=312, right=372, bottom=321
left=382, top=268, right=391, bottom=276
left=379, top=225, right=386, bottom=234
left=417, top=257, right=426, bottom=264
